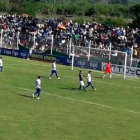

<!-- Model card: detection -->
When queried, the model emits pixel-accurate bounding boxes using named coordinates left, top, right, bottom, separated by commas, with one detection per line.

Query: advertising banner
left=74, top=58, right=102, bottom=70
left=102, top=62, right=140, bottom=77
left=30, top=53, right=71, bottom=66
left=0, top=48, right=28, bottom=59
left=0, top=47, right=102, bottom=71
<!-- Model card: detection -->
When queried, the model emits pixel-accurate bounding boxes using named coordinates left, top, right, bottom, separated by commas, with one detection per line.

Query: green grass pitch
left=0, top=55, right=140, bottom=140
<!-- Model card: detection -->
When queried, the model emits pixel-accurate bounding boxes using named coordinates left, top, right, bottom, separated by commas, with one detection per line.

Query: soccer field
left=0, top=56, right=140, bottom=140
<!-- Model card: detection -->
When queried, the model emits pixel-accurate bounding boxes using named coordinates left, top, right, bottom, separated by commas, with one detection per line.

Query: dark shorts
left=36, top=88, right=41, bottom=93
left=52, top=70, right=57, bottom=74
left=87, top=82, right=92, bottom=85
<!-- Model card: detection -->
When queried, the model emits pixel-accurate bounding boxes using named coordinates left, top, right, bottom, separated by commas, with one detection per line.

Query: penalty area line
left=0, top=82, right=140, bottom=115
left=5, top=59, right=140, bottom=82
left=4, top=65, right=140, bottom=89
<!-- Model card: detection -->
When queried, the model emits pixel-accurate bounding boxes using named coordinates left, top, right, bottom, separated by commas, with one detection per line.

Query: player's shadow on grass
left=18, top=94, right=32, bottom=98
left=94, top=75, right=103, bottom=79
left=38, top=75, right=46, bottom=79
left=95, top=75, right=121, bottom=79
left=60, top=87, right=78, bottom=90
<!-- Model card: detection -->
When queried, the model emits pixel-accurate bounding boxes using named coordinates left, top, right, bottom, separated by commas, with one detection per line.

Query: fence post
left=33, top=33, right=36, bottom=50
left=17, top=31, right=20, bottom=49
left=69, top=38, right=72, bottom=58
left=124, top=52, right=127, bottom=79
left=71, top=45, right=75, bottom=70
left=1, top=29, right=3, bottom=47
left=88, top=40, right=91, bottom=61
left=130, top=45, right=133, bottom=67
left=51, top=35, right=54, bottom=55
left=109, top=42, right=112, bottom=61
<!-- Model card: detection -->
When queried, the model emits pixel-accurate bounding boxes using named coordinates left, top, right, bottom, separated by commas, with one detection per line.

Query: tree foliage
left=0, top=0, right=140, bottom=27
left=129, top=4, right=140, bottom=28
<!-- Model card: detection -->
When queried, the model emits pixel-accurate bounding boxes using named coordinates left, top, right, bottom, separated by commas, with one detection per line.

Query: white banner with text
left=102, top=62, right=140, bottom=77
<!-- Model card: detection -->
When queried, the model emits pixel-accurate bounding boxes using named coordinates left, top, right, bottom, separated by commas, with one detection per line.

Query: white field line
left=5, top=63, right=139, bottom=81
left=0, top=82, right=140, bottom=115
left=5, top=58, right=140, bottom=80
left=105, top=83, right=140, bottom=89
left=4, top=65, right=140, bottom=89
left=5, top=61, right=139, bottom=78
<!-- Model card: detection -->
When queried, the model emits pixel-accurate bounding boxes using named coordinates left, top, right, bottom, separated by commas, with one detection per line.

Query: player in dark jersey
left=79, top=70, right=86, bottom=91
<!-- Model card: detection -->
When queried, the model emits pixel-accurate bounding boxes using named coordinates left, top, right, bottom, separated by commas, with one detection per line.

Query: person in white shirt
left=49, top=61, right=60, bottom=79
left=27, top=48, right=33, bottom=60
left=86, top=71, right=96, bottom=91
left=0, top=57, right=3, bottom=72
left=32, top=76, right=41, bottom=99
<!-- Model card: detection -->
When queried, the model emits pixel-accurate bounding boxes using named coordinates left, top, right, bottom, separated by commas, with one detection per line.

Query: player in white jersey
left=49, top=61, right=60, bottom=79
left=86, top=71, right=96, bottom=91
left=0, top=57, right=3, bottom=72
left=27, top=48, right=33, bottom=60
left=32, top=76, right=41, bottom=99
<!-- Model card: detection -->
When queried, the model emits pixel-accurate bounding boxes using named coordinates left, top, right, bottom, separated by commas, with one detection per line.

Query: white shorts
left=80, top=81, right=84, bottom=86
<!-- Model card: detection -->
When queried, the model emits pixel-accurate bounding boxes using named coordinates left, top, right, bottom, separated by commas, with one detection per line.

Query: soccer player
left=32, top=76, right=42, bottom=99
left=103, top=60, right=112, bottom=79
left=86, top=71, right=96, bottom=91
left=49, top=61, right=60, bottom=79
left=0, top=57, right=3, bottom=72
left=27, top=48, right=33, bottom=60
left=79, top=70, right=86, bottom=91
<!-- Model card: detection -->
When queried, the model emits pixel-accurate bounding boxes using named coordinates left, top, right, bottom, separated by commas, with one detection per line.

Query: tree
left=129, top=4, right=140, bottom=27
left=9, top=0, right=22, bottom=12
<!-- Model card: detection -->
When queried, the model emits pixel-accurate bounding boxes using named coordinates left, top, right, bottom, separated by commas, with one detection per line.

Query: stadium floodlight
left=71, top=46, right=128, bottom=79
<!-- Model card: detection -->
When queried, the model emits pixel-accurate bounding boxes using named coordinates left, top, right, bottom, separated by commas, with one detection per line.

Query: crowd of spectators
left=0, top=14, right=140, bottom=59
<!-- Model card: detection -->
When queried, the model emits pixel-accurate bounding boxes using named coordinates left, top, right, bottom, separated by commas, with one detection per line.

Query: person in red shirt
left=103, top=61, right=112, bottom=79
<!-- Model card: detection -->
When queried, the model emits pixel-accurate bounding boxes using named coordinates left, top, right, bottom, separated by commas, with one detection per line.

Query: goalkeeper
left=103, top=60, right=112, bottom=79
